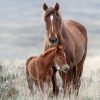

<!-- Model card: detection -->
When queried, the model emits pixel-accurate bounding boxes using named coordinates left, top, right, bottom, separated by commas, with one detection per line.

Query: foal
left=26, top=45, right=69, bottom=94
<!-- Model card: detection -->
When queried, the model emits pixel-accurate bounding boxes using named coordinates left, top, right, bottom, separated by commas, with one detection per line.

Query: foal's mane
left=40, top=47, right=56, bottom=57
left=40, top=45, right=63, bottom=57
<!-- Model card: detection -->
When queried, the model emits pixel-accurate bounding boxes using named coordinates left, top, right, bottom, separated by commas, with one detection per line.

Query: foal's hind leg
left=27, top=76, right=34, bottom=94
left=26, top=61, right=34, bottom=94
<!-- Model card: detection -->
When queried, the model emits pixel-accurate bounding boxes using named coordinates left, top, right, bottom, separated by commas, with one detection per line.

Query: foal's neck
left=42, top=50, right=56, bottom=72
left=46, top=50, right=55, bottom=64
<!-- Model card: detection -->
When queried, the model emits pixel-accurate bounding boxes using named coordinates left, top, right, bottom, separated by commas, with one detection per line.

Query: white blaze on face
left=50, top=15, right=54, bottom=32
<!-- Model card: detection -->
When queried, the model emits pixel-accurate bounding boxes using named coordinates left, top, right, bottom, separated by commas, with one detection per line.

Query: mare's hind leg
left=72, top=65, right=83, bottom=96
left=73, top=53, right=86, bottom=96
left=51, top=66, right=59, bottom=96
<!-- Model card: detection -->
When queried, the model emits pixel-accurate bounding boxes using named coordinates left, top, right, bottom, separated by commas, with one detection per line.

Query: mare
left=43, top=3, right=87, bottom=96
left=26, top=45, right=69, bottom=95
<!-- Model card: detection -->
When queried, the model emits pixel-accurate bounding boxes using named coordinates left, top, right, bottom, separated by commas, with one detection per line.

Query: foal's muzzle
left=55, top=64, right=70, bottom=73
left=62, top=64, right=70, bottom=73
left=49, top=38, right=58, bottom=45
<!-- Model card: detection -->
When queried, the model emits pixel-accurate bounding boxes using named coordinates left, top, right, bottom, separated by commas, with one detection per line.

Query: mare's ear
left=43, top=3, right=48, bottom=11
left=55, top=2, right=59, bottom=11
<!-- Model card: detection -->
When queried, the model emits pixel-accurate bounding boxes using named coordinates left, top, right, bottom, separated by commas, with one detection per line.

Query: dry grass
left=0, top=55, right=100, bottom=100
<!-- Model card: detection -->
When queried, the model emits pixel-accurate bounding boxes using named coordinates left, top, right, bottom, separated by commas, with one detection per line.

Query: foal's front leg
left=38, top=79, right=44, bottom=94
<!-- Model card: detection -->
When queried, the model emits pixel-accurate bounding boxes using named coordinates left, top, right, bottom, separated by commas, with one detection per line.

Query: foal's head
left=43, top=3, right=62, bottom=46
left=54, top=45, right=69, bottom=73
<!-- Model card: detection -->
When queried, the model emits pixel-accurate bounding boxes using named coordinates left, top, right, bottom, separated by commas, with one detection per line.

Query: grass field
left=0, top=54, right=100, bottom=100
left=0, top=0, right=100, bottom=100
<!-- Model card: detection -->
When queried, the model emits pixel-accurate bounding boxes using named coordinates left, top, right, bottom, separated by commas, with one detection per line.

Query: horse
left=26, top=45, right=69, bottom=95
left=43, top=3, right=87, bottom=96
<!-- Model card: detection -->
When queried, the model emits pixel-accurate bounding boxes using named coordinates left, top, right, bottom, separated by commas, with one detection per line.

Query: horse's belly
left=75, top=39, right=85, bottom=64
left=64, top=20, right=86, bottom=65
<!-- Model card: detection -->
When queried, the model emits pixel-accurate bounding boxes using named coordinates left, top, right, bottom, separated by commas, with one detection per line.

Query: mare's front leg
left=51, top=66, right=59, bottom=96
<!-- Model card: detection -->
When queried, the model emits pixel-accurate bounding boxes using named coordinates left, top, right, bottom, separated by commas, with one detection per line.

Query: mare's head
left=54, top=45, right=69, bottom=73
left=43, top=3, right=62, bottom=46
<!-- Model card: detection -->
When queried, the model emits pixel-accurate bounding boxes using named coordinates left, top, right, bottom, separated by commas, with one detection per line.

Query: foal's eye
left=59, top=57, right=62, bottom=60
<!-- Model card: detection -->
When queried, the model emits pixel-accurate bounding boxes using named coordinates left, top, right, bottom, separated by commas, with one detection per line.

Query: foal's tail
left=26, top=56, right=34, bottom=77
left=26, top=56, right=33, bottom=67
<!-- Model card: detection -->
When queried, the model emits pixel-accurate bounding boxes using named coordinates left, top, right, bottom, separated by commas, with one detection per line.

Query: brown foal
left=26, top=45, right=69, bottom=94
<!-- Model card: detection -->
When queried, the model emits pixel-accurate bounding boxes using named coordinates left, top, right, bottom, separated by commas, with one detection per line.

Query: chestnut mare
left=43, top=3, right=87, bottom=96
left=26, top=45, right=69, bottom=94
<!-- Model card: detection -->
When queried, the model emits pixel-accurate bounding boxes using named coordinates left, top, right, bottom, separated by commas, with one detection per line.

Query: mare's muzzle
left=49, top=38, right=58, bottom=45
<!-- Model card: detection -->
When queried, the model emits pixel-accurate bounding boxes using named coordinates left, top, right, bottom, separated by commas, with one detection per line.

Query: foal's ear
left=43, top=3, right=48, bottom=11
left=56, top=45, right=63, bottom=53
left=55, top=2, right=59, bottom=11
left=58, top=45, right=63, bottom=50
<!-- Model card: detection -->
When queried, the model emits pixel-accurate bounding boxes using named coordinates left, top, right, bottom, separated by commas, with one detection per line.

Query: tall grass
left=0, top=55, right=100, bottom=100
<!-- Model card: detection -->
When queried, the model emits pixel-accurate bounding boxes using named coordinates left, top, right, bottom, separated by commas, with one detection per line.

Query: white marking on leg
left=50, top=15, right=54, bottom=32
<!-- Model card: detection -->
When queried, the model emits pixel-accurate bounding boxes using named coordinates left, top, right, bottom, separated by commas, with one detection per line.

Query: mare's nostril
left=49, top=38, right=58, bottom=44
